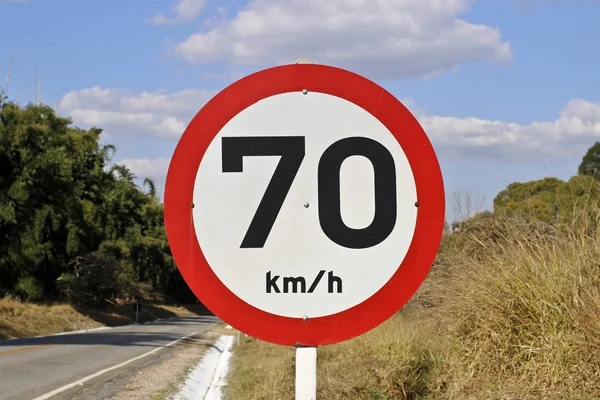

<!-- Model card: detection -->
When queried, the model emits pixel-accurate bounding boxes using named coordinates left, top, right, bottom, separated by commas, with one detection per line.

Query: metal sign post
left=293, top=56, right=318, bottom=400
left=164, top=58, right=445, bottom=399
left=133, top=301, right=140, bottom=324
left=295, top=347, right=317, bottom=399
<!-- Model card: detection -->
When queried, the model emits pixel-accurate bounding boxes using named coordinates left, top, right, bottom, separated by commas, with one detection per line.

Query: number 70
left=221, top=136, right=398, bottom=250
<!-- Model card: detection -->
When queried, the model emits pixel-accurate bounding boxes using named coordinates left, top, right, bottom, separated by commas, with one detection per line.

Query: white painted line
left=0, top=317, right=182, bottom=343
left=51, top=326, right=112, bottom=336
left=32, top=323, right=217, bottom=400
left=173, top=335, right=234, bottom=400
left=1, top=326, right=111, bottom=342
left=173, top=336, right=227, bottom=400
left=205, top=335, right=234, bottom=400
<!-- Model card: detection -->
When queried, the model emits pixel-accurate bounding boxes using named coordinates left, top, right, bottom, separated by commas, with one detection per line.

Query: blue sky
left=2, top=0, right=600, bottom=221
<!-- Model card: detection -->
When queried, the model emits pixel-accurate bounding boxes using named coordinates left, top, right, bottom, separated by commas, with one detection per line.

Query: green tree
left=494, top=175, right=600, bottom=224
left=58, top=253, right=131, bottom=307
left=578, top=142, right=600, bottom=179
left=0, top=99, right=193, bottom=303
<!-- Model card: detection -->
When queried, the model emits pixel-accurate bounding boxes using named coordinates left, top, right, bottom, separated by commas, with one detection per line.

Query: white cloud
left=151, top=0, right=205, bottom=26
left=198, top=70, right=245, bottom=81
left=172, top=0, right=512, bottom=80
left=58, top=86, right=216, bottom=140
left=150, top=13, right=171, bottom=26
left=115, top=158, right=170, bottom=198
left=419, top=99, right=600, bottom=160
left=117, top=157, right=171, bottom=180
left=58, top=86, right=600, bottom=161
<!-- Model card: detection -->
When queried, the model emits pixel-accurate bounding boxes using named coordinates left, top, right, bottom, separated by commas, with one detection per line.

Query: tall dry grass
left=226, top=207, right=600, bottom=399
left=430, top=209, right=600, bottom=399
left=226, top=314, right=444, bottom=400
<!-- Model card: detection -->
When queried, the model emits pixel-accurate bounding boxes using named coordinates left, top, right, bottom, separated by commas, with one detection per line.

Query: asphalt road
left=0, top=316, right=220, bottom=400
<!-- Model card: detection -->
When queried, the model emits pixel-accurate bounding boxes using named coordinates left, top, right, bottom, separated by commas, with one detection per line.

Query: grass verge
left=226, top=211, right=600, bottom=399
left=226, top=315, right=443, bottom=400
left=0, top=298, right=211, bottom=339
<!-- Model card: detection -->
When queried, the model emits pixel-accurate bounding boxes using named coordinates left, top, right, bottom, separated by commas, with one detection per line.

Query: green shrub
left=15, top=276, right=44, bottom=301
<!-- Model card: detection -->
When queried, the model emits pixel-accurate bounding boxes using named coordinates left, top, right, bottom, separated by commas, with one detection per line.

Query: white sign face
left=192, top=91, right=417, bottom=318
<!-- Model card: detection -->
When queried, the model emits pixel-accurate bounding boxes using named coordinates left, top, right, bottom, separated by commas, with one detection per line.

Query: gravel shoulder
left=105, top=325, right=235, bottom=400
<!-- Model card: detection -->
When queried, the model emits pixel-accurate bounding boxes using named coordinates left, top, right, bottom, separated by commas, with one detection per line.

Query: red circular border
left=164, top=64, right=445, bottom=346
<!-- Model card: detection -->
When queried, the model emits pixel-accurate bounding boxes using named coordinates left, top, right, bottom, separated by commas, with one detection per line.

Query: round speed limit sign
left=164, top=64, right=445, bottom=346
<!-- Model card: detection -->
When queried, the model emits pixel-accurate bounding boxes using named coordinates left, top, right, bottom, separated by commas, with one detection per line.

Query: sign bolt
left=414, top=201, right=420, bottom=208
left=190, top=202, right=195, bottom=209
left=302, top=89, right=308, bottom=95
left=303, top=315, right=309, bottom=322
left=303, top=202, right=310, bottom=208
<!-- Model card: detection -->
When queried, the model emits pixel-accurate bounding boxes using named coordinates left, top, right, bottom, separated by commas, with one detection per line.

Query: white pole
left=295, top=347, right=317, bottom=400
left=294, top=56, right=316, bottom=400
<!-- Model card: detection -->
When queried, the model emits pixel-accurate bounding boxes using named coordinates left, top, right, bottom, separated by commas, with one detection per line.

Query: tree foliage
left=0, top=100, right=193, bottom=304
left=578, top=141, right=600, bottom=179
left=493, top=175, right=600, bottom=224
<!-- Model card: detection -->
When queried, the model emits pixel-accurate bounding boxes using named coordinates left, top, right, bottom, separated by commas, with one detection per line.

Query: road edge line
left=172, top=334, right=232, bottom=399
left=31, top=322, right=218, bottom=400
left=204, top=335, right=235, bottom=398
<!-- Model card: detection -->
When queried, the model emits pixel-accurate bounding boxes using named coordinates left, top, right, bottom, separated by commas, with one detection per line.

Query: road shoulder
left=105, top=324, right=235, bottom=400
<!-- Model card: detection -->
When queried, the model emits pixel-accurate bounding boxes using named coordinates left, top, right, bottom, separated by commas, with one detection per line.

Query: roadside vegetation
left=226, top=145, right=600, bottom=399
left=0, top=296, right=211, bottom=339
left=0, top=90, right=200, bottom=338
left=4, top=75, right=600, bottom=398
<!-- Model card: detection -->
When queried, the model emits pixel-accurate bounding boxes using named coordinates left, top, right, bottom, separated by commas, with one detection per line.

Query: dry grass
left=433, top=212, right=600, bottom=399
left=226, top=314, right=444, bottom=400
left=0, top=299, right=101, bottom=339
left=225, top=334, right=295, bottom=399
left=226, top=210, right=600, bottom=399
left=0, top=298, right=209, bottom=339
